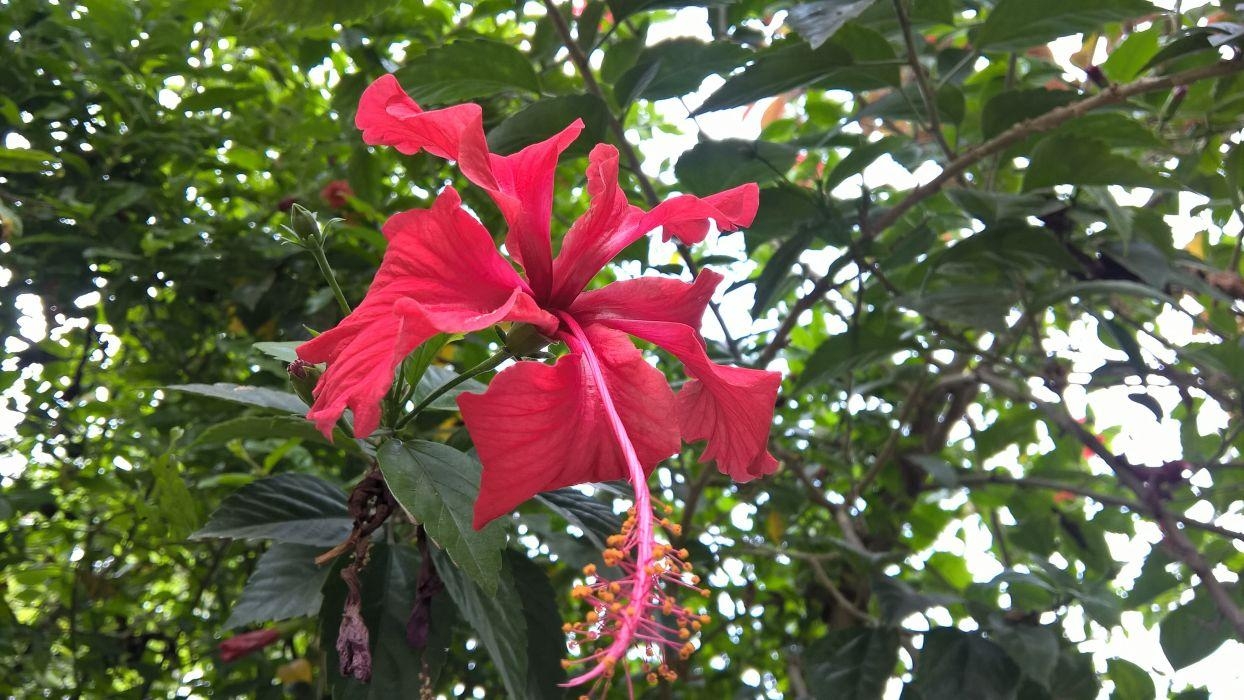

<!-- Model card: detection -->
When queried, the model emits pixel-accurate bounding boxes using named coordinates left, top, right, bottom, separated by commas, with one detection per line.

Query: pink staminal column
left=555, top=312, right=710, bottom=698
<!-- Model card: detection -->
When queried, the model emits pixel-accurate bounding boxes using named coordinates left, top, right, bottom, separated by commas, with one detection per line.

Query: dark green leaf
left=248, top=0, right=390, bottom=26
left=395, top=40, right=540, bottom=105
left=378, top=440, right=505, bottom=595
left=799, top=315, right=910, bottom=387
left=1160, top=594, right=1234, bottom=669
left=980, top=89, right=1080, bottom=140
left=752, top=231, right=815, bottom=316
left=408, top=365, right=486, bottom=412
left=534, top=488, right=621, bottom=549
left=905, top=455, right=958, bottom=488
left=975, top=0, right=1152, bottom=51
left=907, top=628, right=1022, bottom=700
left=804, top=626, right=899, bottom=700
left=191, top=473, right=352, bottom=546
left=1023, top=135, right=1166, bottom=191
left=695, top=37, right=892, bottom=115
left=0, top=148, right=59, bottom=173
left=1106, top=658, right=1155, bottom=700
left=985, top=621, right=1059, bottom=688
left=433, top=547, right=529, bottom=696
left=509, top=553, right=568, bottom=697
left=226, top=543, right=330, bottom=629
left=167, top=383, right=307, bottom=415
left=675, top=139, right=798, bottom=196
left=193, top=415, right=357, bottom=450
left=786, top=0, right=881, bottom=49
left=486, top=94, right=609, bottom=157
left=615, top=38, right=748, bottom=102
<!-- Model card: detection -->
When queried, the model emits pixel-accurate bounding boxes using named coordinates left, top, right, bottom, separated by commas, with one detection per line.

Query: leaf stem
left=394, top=350, right=511, bottom=430
left=309, top=244, right=352, bottom=316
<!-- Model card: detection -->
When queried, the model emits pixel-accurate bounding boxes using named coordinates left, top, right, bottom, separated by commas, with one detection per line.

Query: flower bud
left=288, top=359, right=322, bottom=406
left=288, top=204, right=323, bottom=246
left=219, top=627, right=281, bottom=662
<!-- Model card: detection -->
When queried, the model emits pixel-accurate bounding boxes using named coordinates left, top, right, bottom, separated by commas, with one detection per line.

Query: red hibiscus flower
left=296, top=74, right=781, bottom=688
left=319, top=179, right=353, bottom=209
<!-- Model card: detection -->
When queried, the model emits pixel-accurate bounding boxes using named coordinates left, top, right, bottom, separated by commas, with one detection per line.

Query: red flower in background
left=297, top=74, right=781, bottom=689
left=219, top=627, right=281, bottom=662
left=319, top=179, right=353, bottom=209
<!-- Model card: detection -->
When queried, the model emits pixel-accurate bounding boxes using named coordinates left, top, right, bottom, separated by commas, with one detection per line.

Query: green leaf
left=985, top=621, right=1059, bottom=688
left=226, top=543, right=330, bottom=629
left=253, top=341, right=301, bottom=363
left=534, top=488, right=622, bottom=549
left=1160, top=593, right=1234, bottom=669
left=408, top=365, right=486, bottom=412
left=907, top=628, right=1022, bottom=700
left=378, top=440, right=505, bottom=595
left=486, top=94, right=608, bottom=157
left=1046, top=648, right=1100, bottom=700
left=786, top=0, right=881, bottom=49
left=191, top=473, right=352, bottom=546
left=433, top=547, right=529, bottom=696
left=695, top=36, right=895, bottom=115
left=146, top=433, right=200, bottom=541
left=675, top=138, right=798, bottom=196
left=1102, top=26, right=1162, bottom=82
left=606, top=0, right=730, bottom=22
left=856, top=82, right=966, bottom=125
left=873, top=575, right=958, bottom=626
left=943, top=189, right=1056, bottom=226
left=1107, top=658, right=1156, bottom=700
left=799, top=315, right=910, bottom=387
left=752, top=231, right=815, bottom=316
left=824, top=137, right=900, bottom=192
left=194, top=415, right=358, bottom=451
left=615, top=38, right=748, bottom=103
left=745, top=187, right=829, bottom=245
left=905, top=455, right=958, bottom=488
left=804, top=626, right=899, bottom=700
left=0, top=148, right=59, bottom=173
left=509, top=553, right=568, bottom=697
left=1023, top=135, right=1165, bottom=192
left=975, top=0, right=1153, bottom=51
left=167, top=383, right=307, bottom=415
left=247, top=0, right=390, bottom=26
left=395, top=40, right=540, bottom=105
left=980, top=89, right=1079, bottom=140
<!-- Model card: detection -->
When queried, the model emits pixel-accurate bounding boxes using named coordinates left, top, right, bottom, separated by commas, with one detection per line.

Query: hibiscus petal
left=640, top=182, right=760, bottom=244
left=297, top=188, right=555, bottom=439
left=570, top=269, right=724, bottom=330
left=459, top=325, right=679, bottom=529
left=485, top=122, right=583, bottom=299
left=599, top=319, right=781, bottom=481
left=355, top=74, right=495, bottom=186
left=549, top=146, right=761, bottom=304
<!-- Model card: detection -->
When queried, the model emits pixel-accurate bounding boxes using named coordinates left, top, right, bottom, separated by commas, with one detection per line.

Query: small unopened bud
left=504, top=323, right=551, bottom=357
left=288, top=359, right=322, bottom=406
left=1084, top=65, right=1108, bottom=89
left=288, top=204, right=322, bottom=245
left=277, top=196, right=298, bottom=213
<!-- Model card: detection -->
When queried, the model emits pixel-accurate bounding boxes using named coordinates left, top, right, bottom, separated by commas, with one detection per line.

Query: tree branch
left=866, top=58, right=1244, bottom=236
left=975, top=367, right=1244, bottom=639
left=892, top=0, right=957, bottom=161
left=754, top=58, right=1244, bottom=370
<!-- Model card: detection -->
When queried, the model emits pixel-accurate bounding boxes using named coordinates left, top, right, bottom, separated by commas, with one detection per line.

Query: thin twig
left=866, top=58, right=1244, bottom=237
left=892, top=0, right=957, bottom=161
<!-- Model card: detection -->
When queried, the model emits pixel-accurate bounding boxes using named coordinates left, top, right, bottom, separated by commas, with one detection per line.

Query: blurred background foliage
left=3, top=0, right=1244, bottom=697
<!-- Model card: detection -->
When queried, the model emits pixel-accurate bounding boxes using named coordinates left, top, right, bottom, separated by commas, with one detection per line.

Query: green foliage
left=4, top=0, right=1244, bottom=697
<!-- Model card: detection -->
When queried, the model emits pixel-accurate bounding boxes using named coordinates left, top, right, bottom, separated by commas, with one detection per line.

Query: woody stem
left=556, top=312, right=656, bottom=684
